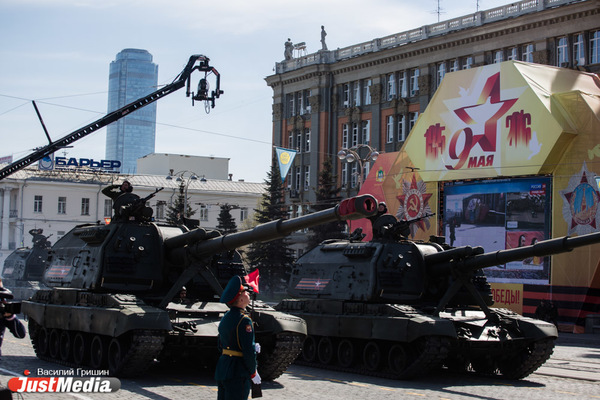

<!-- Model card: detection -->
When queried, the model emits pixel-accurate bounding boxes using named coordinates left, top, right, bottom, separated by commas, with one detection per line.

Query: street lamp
left=338, top=144, right=379, bottom=190
left=166, top=170, right=202, bottom=218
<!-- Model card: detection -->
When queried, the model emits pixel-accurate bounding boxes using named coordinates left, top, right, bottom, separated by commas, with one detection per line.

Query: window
left=449, top=59, right=459, bottom=73
left=462, top=56, right=473, bottom=69
left=351, top=123, right=359, bottom=147
left=363, top=79, right=372, bottom=105
left=199, top=205, right=208, bottom=222
left=398, top=71, right=407, bottom=98
left=295, top=166, right=301, bottom=191
left=386, top=115, right=394, bottom=143
left=240, top=207, right=248, bottom=222
left=81, top=198, right=90, bottom=215
left=304, top=129, right=311, bottom=152
left=409, top=112, right=419, bottom=131
left=58, top=197, right=66, bottom=214
left=286, top=170, right=292, bottom=189
left=341, top=163, right=348, bottom=188
left=437, top=62, right=446, bottom=88
left=352, top=81, right=361, bottom=106
left=363, top=162, right=370, bottom=183
left=387, top=73, right=396, bottom=100
left=104, top=199, right=112, bottom=217
left=342, top=124, right=349, bottom=148
left=34, top=195, right=43, bottom=213
left=343, top=83, right=350, bottom=107
left=557, top=37, right=569, bottom=66
left=573, top=33, right=585, bottom=66
left=494, top=50, right=504, bottom=64
left=522, top=44, right=534, bottom=62
left=398, top=115, right=406, bottom=142
left=156, top=201, right=165, bottom=220
left=410, top=69, right=419, bottom=96
left=288, top=132, right=293, bottom=149
left=287, top=94, right=295, bottom=117
left=591, top=31, right=600, bottom=64
left=361, top=120, right=370, bottom=144
left=296, top=132, right=302, bottom=152
left=351, top=163, right=358, bottom=188
left=296, top=92, right=303, bottom=116
left=304, top=165, right=310, bottom=191
left=507, top=47, right=518, bottom=61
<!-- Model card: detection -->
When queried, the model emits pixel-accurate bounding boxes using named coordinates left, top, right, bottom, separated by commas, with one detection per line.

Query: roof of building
left=0, top=166, right=266, bottom=196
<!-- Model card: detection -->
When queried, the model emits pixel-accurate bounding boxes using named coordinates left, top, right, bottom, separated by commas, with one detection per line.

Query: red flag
left=244, top=269, right=260, bottom=294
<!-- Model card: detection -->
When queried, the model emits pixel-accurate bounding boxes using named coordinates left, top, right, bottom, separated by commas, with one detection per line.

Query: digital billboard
left=443, top=176, right=551, bottom=284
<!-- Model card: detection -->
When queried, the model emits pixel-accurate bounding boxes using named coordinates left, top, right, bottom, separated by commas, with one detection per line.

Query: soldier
left=102, top=181, right=140, bottom=221
left=215, top=276, right=261, bottom=399
left=0, top=282, right=26, bottom=358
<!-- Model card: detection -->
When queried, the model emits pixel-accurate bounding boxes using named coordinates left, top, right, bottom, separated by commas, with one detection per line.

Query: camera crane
left=0, top=54, right=223, bottom=181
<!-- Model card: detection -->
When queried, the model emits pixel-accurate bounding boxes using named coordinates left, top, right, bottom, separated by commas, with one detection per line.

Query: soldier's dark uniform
left=215, top=276, right=257, bottom=400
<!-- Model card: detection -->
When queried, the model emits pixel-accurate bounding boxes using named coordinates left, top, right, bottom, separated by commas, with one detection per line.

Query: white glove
left=255, top=343, right=261, bottom=354
left=251, top=371, right=261, bottom=385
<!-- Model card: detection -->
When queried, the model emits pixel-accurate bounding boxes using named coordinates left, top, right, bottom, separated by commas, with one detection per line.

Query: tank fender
left=252, top=309, right=307, bottom=336
left=494, top=308, right=558, bottom=340
left=22, top=300, right=171, bottom=337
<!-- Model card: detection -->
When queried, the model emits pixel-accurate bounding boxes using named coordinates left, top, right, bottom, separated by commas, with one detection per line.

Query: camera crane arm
left=0, top=54, right=223, bottom=181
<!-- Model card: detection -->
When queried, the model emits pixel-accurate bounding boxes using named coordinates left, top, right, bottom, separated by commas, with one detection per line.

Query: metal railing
left=274, top=0, right=582, bottom=74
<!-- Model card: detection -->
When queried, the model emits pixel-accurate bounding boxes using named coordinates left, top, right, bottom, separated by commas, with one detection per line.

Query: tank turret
left=21, top=194, right=377, bottom=378
left=1, top=229, right=52, bottom=301
left=276, top=215, right=600, bottom=380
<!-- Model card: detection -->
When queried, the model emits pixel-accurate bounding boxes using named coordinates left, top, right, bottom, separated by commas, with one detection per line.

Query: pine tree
left=217, top=204, right=238, bottom=235
left=307, top=157, right=346, bottom=248
left=166, top=181, right=196, bottom=225
left=246, top=152, right=295, bottom=294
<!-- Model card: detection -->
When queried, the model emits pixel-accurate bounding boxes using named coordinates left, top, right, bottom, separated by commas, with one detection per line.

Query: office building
left=105, top=49, right=159, bottom=174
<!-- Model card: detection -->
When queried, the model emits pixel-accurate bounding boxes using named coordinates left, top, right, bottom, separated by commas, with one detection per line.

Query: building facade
left=105, top=49, right=159, bottom=174
left=266, top=0, right=600, bottom=215
left=0, top=167, right=264, bottom=265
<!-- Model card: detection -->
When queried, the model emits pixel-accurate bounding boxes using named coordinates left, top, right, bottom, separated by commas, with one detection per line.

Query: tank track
left=258, top=332, right=304, bottom=381
left=498, top=338, right=556, bottom=379
left=28, top=319, right=165, bottom=377
left=296, top=335, right=450, bottom=380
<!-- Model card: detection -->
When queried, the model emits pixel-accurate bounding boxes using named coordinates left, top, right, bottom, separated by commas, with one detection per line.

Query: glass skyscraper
left=105, top=49, right=158, bottom=174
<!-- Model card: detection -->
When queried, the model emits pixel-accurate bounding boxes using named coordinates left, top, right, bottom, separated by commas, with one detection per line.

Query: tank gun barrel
left=169, top=195, right=377, bottom=258
left=430, top=231, right=600, bottom=274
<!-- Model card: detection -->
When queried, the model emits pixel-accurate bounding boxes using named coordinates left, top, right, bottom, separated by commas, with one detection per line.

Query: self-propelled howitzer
left=276, top=217, right=600, bottom=380
left=22, top=195, right=377, bottom=379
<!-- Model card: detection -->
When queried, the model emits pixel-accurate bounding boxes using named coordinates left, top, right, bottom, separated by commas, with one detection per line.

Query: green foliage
left=166, top=181, right=196, bottom=225
left=246, top=152, right=295, bottom=294
left=217, top=204, right=237, bottom=235
left=307, top=157, right=346, bottom=248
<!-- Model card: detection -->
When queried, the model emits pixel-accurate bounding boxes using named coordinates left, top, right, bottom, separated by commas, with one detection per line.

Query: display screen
left=443, top=177, right=551, bottom=284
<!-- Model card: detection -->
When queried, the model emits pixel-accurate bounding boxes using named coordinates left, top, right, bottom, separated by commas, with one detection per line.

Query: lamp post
left=166, top=170, right=203, bottom=218
left=337, top=144, right=379, bottom=191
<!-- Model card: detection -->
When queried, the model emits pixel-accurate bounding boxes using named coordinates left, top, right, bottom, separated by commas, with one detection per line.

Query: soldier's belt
left=222, top=349, right=243, bottom=357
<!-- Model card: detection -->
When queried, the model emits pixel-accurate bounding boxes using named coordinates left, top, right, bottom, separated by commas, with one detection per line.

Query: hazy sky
left=0, top=0, right=516, bottom=183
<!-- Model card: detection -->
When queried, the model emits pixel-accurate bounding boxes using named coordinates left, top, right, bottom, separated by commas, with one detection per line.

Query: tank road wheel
left=363, top=341, right=382, bottom=371
left=49, top=329, right=61, bottom=359
left=108, top=338, right=125, bottom=376
left=317, top=337, right=335, bottom=365
left=90, top=335, right=107, bottom=369
left=36, top=328, right=50, bottom=357
left=388, top=344, right=408, bottom=375
left=337, top=339, right=355, bottom=368
left=302, top=336, right=317, bottom=362
left=73, top=333, right=89, bottom=365
left=59, top=331, right=72, bottom=361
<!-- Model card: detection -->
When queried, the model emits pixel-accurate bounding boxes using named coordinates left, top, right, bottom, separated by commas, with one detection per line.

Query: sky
left=0, top=0, right=517, bottom=183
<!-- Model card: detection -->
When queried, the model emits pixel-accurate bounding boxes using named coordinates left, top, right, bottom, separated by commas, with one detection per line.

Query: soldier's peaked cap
left=220, top=276, right=244, bottom=304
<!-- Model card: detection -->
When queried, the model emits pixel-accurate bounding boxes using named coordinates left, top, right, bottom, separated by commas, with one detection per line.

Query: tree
left=217, top=204, right=238, bottom=235
left=246, top=152, right=295, bottom=294
left=307, top=157, right=346, bottom=248
left=166, top=181, right=196, bottom=225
